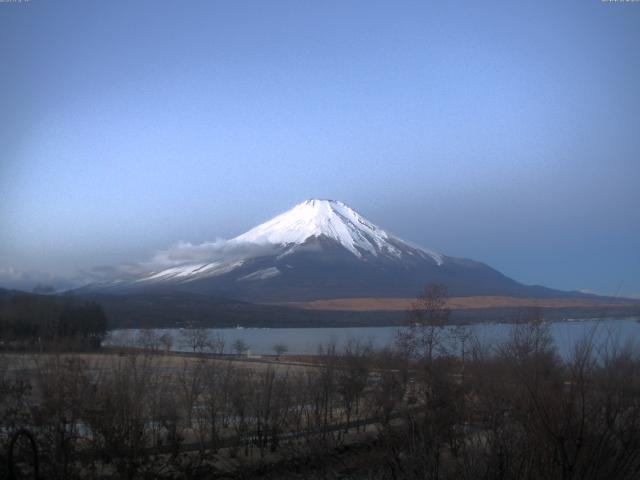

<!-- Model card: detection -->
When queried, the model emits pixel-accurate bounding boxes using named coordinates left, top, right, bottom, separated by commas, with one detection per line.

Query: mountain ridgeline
left=90, top=199, right=586, bottom=302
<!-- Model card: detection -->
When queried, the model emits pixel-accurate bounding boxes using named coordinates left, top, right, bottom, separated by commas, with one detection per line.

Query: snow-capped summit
left=233, top=199, right=443, bottom=263
left=89, top=199, right=562, bottom=302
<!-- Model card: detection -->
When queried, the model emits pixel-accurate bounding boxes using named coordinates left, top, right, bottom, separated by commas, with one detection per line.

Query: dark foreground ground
left=4, top=314, right=640, bottom=480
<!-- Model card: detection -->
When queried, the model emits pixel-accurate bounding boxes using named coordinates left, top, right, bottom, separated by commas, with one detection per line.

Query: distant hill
left=2, top=288, right=637, bottom=330
left=68, top=290, right=640, bottom=329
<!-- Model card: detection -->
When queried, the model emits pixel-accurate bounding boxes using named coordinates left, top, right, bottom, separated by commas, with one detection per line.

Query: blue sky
left=1, top=0, right=639, bottom=296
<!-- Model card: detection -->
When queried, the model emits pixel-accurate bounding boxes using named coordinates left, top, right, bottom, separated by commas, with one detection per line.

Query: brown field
left=280, top=296, right=640, bottom=312
left=0, top=350, right=314, bottom=376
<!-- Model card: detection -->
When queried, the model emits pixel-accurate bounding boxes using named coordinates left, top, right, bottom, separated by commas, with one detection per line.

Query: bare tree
left=208, top=332, right=226, bottom=355
left=338, top=338, right=372, bottom=432
left=158, top=332, right=173, bottom=353
left=202, top=360, right=235, bottom=452
left=84, top=353, right=159, bottom=480
left=233, top=338, right=249, bottom=356
left=371, top=349, right=405, bottom=425
left=272, top=343, right=288, bottom=360
left=180, top=327, right=211, bottom=354
left=176, top=358, right=206, bottom=428
left=229, top=367, right=252, bottom=457
left=136, top=329, right=161, bottom=352
left=32, top=354, right=92, bottom=479
left=397, top=283, right=452, bottom=363
left=453, top=324, right=474, bottom=380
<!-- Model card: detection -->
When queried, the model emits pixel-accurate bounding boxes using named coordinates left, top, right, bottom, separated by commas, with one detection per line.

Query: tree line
left=0, top=290, right=107, bottom=350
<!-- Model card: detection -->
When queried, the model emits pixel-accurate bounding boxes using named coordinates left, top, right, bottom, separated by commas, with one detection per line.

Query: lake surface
left=105, top=317, right=640, bottom=359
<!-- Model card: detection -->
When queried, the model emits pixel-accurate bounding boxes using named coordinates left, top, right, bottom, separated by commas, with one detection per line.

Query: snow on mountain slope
left=135, top=199, right=444, bottom=285
left=234, top=199, right=443, bottom=263
left=139, top=259, right=246, bottom=283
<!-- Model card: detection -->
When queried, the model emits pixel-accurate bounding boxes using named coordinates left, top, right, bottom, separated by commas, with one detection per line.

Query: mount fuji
left=93, top=199, right=575, bottom=302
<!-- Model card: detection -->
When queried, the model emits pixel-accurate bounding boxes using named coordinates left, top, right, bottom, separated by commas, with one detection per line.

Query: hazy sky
left=1, top=0, right=639, bottom=296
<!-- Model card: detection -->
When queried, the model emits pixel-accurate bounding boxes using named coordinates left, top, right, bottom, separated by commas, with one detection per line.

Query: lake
left=105, top=317, right=640, bottom=359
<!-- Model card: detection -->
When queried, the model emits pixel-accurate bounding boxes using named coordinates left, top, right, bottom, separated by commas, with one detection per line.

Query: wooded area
left=0, top=291, right=107, bottom=350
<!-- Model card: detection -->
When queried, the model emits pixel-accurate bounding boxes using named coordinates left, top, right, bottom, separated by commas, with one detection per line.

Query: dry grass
left=0, top=350, right=314, bottom=376
left=278, top=295, right=639, bottom=311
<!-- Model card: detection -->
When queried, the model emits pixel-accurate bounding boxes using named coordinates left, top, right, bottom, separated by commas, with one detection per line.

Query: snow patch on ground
left=237, top=267, right=281, bottom=282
